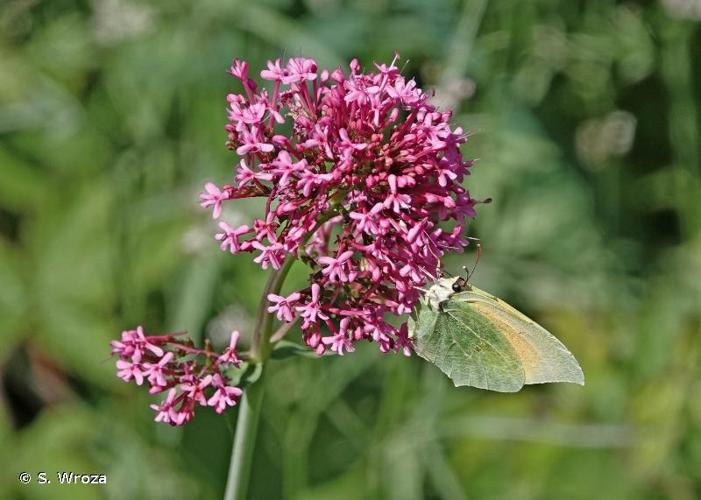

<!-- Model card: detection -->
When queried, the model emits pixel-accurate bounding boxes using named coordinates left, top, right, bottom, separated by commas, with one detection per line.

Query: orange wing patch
left=472, top=302, right=541, bottom=381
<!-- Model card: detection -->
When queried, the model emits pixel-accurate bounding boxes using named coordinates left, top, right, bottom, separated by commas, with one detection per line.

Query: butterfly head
left=423, top=243, right=479, bottom=309
left=452, top=243, right=481, bottom=293
left=451, top=276, right=473, bottom=293
left=424, top=276, right=462, bottom=309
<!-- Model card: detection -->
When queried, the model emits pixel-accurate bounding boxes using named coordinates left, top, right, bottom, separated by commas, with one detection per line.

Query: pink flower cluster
left=111, top=326, right=243, bottom=425
left=200, top=55, right=477, bottom=355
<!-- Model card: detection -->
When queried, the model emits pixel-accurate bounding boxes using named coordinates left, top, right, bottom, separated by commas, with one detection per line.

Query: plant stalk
left=222, top=256, right=295, bottom=500
left=223, top=369, right=265, bottom=500
left=223, top=212, right=337, bottom=499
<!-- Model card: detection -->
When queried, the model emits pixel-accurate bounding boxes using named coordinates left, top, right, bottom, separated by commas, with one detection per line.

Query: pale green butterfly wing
left=410, top=300, right=526, bottom=392
left=450, top=286, right=585, bottom=386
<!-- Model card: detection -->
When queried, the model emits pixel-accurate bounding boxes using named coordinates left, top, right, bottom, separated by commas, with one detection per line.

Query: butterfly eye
left=452, top=278, right=465, bottom=292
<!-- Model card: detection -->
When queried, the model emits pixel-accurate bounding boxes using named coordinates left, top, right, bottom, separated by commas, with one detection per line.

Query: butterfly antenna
left=425, top=239, right=442, bottom=262
left=420, top=242, right=446, bottom=279
left=418, top=265, right=437, bottom=281
left=463, top=243, right=482, bottom=282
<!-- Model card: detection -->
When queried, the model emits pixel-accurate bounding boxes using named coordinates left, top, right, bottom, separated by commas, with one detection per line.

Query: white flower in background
left=93, top=0, right=154, bottom=45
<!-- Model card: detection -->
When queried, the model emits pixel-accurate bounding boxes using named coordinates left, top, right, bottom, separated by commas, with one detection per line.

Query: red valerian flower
left=113, top=54, right=482, bottom=426
left=112, top=327, right=244, bottom=425
left=201, top=54, right=480, bottom=355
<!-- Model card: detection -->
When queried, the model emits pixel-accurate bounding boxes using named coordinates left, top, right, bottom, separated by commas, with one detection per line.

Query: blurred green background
left=1, top=0, right=700, bottom=498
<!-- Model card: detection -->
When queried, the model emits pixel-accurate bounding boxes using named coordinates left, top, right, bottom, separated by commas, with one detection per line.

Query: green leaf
left=238, top=362, right=264, bottom=387
left=224, top=361, right=250, bottom=386
left=271, top=340, right=321, bottom=360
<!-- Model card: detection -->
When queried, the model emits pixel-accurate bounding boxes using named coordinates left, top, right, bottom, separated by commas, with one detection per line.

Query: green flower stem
left=251, top=257, right=296, bottom=362
left=223, top=369, right=265, bottom=500
left=223, top=256, right=295, bottom=500
left=223, top=211, right=337, bottom=500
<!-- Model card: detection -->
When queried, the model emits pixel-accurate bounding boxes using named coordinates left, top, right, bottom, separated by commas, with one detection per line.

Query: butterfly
left=408, top=271, right=584, bottom=392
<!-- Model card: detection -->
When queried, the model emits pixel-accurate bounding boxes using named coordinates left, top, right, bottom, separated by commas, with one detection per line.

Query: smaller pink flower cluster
left=111, top=326, right=243, bottom=425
